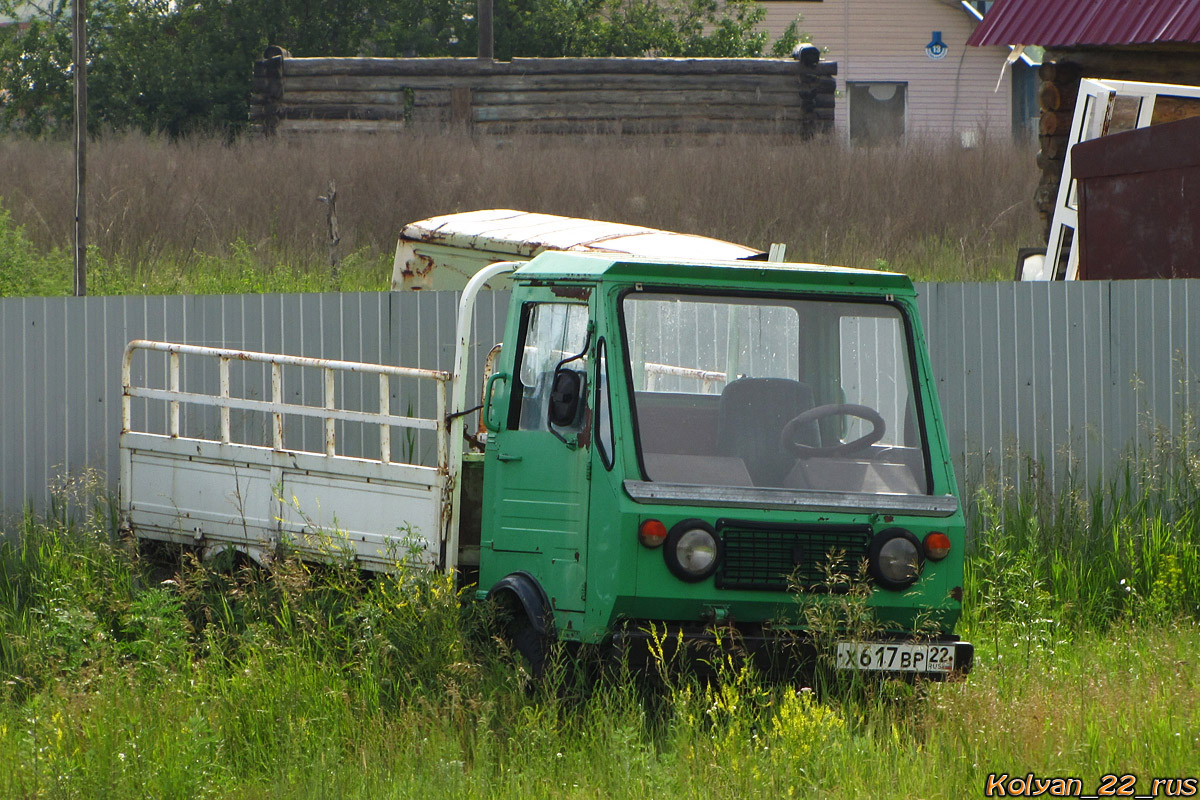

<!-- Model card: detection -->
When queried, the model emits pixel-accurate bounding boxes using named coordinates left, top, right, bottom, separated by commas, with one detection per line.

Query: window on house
left=848, top=81, right=907, bottom=146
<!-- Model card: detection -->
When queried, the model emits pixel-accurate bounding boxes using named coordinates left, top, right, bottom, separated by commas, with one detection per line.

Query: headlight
left=664, top=519, right=721, bottom=582
left=868, top=528, right=924, bottom=590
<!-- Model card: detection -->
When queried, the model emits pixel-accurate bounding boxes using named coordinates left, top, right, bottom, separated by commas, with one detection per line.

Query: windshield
left=622, top=292, right=929, bottom=495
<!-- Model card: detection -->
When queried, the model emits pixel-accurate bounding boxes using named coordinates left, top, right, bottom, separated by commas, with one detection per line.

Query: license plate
left=836, top=642, right=955, bottom=673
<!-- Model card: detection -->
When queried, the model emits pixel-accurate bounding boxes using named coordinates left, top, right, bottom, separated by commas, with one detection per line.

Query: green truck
left=121, top=213, right=972, bottom=679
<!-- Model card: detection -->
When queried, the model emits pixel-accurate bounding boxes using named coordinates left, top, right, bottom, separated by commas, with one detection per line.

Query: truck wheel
left=507, top=610, right=549, bottom=680
left=487, top=573, right=556, bottom=682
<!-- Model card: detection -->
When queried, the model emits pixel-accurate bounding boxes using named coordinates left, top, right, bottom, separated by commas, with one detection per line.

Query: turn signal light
left=923, top=532, right=952, bottom=560
left=638, top=519, right=667, bottom=548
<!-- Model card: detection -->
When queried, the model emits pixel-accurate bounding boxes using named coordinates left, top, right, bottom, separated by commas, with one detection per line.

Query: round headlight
left=868, top=528, right=924, bottom=590
left=664, top=519, right=721, bottom=582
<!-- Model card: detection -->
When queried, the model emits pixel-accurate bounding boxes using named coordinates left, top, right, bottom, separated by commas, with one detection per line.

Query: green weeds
left=965, top=413, right=1200, bottom=633
left=0, top=207, right=390, bottom=295
left=2, top=417, right=1199, bottom=797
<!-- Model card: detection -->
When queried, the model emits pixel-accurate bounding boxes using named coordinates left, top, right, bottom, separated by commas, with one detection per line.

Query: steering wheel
left=781, top=403, right=886, bottom=458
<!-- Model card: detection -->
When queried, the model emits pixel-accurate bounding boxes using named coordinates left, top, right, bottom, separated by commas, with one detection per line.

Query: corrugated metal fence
left=2, top=280, right=1197, bottom=518
left=918, top=280, right=1199, bottom=491
left=0, top=291, right=509, bottom=519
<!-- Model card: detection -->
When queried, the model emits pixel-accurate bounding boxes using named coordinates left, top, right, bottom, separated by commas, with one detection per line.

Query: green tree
left=484, top=0, right=771, bottom=59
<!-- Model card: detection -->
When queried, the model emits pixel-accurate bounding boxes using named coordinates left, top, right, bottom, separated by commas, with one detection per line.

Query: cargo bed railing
left=120, top=340, right=458, bottom=572
left=121, top=340, right=451, bottom=463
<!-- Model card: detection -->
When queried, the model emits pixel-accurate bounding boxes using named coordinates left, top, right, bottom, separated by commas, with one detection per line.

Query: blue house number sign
left=926, top=31, right=948, bottom=60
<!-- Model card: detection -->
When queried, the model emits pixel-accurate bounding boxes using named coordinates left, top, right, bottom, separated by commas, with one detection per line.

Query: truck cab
left=479, top=252, right=971, bottom=676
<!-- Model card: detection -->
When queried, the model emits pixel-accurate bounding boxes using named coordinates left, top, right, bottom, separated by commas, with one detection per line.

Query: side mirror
left=548, top=368, right=584, bottom=428
left=482, top=371, right=509, bottom=432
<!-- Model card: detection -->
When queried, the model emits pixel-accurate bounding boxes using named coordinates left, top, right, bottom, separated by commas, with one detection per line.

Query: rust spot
left=400, top=252, right=437, bottom=290
left=410, top=252, right=436, bottom=277
left=551, top=285, right=591, bottom=300
left=577, top=406, right=593, bottom=449
left=950, top=586, right=963, bottom=602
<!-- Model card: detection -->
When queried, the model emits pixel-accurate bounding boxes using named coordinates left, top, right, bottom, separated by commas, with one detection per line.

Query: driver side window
left=509, top=302, right=590, bottom=432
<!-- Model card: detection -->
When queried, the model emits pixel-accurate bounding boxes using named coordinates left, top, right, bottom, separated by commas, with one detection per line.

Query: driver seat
left=715, top=378, right=819, bottom=486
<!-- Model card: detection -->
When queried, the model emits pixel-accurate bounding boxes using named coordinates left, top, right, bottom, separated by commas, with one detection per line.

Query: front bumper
left=609, top=620, right=973, bottom=678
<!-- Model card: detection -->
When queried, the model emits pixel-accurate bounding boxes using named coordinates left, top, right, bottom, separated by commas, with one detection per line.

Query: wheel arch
left=486, top=571, right=557, bottom=640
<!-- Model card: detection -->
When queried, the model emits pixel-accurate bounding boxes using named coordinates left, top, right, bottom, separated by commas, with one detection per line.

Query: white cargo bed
left=120, top=340, right=456, bottom=571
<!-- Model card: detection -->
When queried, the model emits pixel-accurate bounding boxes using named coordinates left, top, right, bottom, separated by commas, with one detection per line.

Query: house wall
left=761, top=0, right=1014, bottom=142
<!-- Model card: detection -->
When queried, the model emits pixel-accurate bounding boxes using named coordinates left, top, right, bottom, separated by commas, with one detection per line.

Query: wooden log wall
left=250, top=49, right=837, bottom=137
left=1036, top=45, right=1200, bottom=239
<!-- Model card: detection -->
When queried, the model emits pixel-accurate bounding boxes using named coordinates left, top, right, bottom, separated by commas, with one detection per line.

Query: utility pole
left=73, top=0, right=87, bottom=296
left=477, top=0, right=493, bottom=61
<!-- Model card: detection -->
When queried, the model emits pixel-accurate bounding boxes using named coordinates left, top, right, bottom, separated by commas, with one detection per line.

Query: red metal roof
left=967, top=0, right=1200, bottom=47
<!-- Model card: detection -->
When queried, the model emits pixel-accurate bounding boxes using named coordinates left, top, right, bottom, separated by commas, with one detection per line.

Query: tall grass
left=965, top=412, right=1200, bottom=632
left=3, top=420, right=1199, bottom=797
left=0, top=131, right=1040, bottom=295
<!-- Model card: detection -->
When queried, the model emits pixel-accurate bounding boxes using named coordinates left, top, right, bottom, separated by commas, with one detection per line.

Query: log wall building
left=250, top=47, right=837, bottom=137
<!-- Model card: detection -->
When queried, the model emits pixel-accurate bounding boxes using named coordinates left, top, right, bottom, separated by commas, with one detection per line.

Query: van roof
left=401, top=209, right=765, bottom=261
left=392, top=209, right=767, bottom=290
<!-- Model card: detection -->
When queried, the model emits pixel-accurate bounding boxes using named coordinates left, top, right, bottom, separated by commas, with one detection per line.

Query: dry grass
left=0, top=130, right=1040, bottom=285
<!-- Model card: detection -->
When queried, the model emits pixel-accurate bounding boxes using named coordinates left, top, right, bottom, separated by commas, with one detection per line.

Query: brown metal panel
left=1074, top=115, right=1200, bottom=278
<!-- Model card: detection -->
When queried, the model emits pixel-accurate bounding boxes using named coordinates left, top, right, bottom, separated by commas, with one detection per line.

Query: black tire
left=508, top=612, right=549, bottom=680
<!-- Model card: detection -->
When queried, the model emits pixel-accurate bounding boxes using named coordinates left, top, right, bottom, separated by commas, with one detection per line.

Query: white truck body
left=120, top=261, right=519, bottom=572
left=120, top=341, right=454, bottom=571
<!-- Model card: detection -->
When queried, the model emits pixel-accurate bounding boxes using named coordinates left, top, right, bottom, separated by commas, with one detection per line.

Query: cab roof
left=511, top=251, right=916, bottom=295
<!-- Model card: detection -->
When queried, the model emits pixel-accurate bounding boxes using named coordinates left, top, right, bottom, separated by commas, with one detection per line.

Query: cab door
left=482, top=294, right=593, bottom=621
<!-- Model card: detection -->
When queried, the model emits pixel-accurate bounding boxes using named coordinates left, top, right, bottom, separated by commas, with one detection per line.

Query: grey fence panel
left=1185, top=284, right=1200, bottom=417
left=83, top=300, right=110, bottom=495
left=94, top=299, right=121, bottom=499
left=24, top=300, right=47, bottom=511
left=2, top=302, right=27, bottom=509
left=63, top=301, right=87, bottom=496
left=1166, top=282, right=1192, bottom=427
left=1108, top=282, right=1151, bottom=461
left=917, top=279, right=1200, bottom=493
left=3, top=281, right=1200, bottom=519
left=230, top=294, right=267, bottom=447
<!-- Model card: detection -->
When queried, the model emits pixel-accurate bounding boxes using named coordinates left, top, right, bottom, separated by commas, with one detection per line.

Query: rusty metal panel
left=1074, top=115, right=1200, bottom=279
left=969, top=0, right=1200, bottom=47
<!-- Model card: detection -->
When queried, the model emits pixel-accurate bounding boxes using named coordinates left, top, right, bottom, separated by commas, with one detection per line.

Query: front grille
left=716, top=521, right=871, bottom=592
